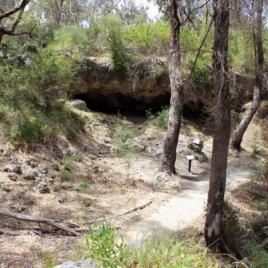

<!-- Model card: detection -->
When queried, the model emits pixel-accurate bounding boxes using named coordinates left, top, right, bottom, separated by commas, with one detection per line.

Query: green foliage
left=244, top=242, right=268, bottom=268
left=191, top=61, right=213, bottom=95
left=229, top=29, right=254, bottom=72
left=82, top=223, right=131, bottom=268
left=0, top=45, right=82, bottom=143
left=109, top=32, right=131, bottom=73
left=79, top=181, right=90, bottom=191
left=71, top=152, right=85, bottom=162
left=223, top=202, right=241, bottom=235
left=122, top=21, right=170, bottom=55
left=41, top=251, right=58, bottom=268
left=50, top=25, right=90, bottom=54
left=148, top=107, right=169, bottom=129
left=60, top=168, right=73, bottom=182
left=77, top=223, right=224, bottom=268
left=9, top=119, right=42, bottom=143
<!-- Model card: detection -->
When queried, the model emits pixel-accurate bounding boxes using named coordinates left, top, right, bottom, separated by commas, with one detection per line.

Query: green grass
left=73, top=223, right=233, bottom=268
left=244, top=242, right=268, bottom=268
left=60, top=168, right=73, bottom=182
left=147, top=107, right=169, bottom=129
left=79, top=181, right=90, bottom=191
left=41, top=251, right=58, bottom=268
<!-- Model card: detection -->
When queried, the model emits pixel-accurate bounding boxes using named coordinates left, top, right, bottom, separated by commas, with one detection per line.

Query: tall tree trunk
left=231, top=0, right=264, bottom=151
left=204, top=0, right=231, bottom=250
left=55, top=0, right=64, bottom=28
left=160, top=0, right=183, bottom=175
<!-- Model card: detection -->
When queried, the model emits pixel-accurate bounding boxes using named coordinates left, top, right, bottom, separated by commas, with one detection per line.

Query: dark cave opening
left=72, top=93, right=209, bottom=123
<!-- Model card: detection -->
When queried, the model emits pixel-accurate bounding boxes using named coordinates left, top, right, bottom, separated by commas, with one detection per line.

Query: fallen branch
left=86, top=200, right=153, bottom=224
left=0, top=209, right=79, bottom=236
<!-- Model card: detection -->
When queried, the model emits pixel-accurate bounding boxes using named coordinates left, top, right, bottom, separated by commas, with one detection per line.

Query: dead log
left=0, top=209, right=79, bottom=236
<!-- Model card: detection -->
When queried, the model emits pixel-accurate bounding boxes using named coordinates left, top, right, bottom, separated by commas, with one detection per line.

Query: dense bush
left=0, top=45, right=79, bottom=143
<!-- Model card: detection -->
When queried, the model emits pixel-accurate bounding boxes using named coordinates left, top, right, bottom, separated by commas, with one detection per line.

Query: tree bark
left=54, top=0, right=65, bottom=28
left=231, top=0, right=264, bottom=151
left=204, top=0, right=231, bottom=250
left=160, top=0, right=183, bottom=175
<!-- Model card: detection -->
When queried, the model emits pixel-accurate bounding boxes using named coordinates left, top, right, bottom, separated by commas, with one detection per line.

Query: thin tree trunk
left=231, top=0, right=264, bottom=151
left=160, top=0, right=183, bottom=175
left=204, top=0, right=231, bottom=250
left=55, top=0, right=64, bottom=28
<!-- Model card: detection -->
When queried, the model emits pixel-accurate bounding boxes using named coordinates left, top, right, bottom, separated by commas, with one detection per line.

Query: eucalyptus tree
left=204, top=0, right=231, bottom=250
left=155, top=0, right=212, bottom=175
left=0, top=0, right=31, bottom=43
left=231, top=0, right=264, bottom=150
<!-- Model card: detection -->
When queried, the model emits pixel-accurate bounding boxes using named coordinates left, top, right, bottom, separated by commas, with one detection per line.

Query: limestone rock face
left=73, top=57, right=256, bottom=113
left=74, top=57, right=170, bottom=111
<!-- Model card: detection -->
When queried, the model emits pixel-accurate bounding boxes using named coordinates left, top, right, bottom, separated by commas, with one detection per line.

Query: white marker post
left=186, top=155, right=195, bottom=173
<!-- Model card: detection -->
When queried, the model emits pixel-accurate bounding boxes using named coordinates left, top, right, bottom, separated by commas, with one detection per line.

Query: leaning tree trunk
left=231, top=0, right=264, bottom=151
left=204, top=0, right=231, bottom=250
left=160, top=0, right=183, bottom=175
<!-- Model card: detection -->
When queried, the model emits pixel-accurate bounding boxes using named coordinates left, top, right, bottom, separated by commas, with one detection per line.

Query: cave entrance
left=72, top=93, right=209, bottom=125
left=72, top=92, right=171, bottom=121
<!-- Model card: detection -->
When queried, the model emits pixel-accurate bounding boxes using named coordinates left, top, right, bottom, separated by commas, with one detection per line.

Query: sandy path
left=122, top=156, right=257, bottom=248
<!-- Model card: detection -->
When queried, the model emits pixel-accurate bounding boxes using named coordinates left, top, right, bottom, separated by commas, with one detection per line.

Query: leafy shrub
left=109, top=32, right=131, bottom=73
left=82, top=223, right=131, bottom=268
left=148, top=107, right=169, bottom=129
left=9, top=119, right=42, bottom=143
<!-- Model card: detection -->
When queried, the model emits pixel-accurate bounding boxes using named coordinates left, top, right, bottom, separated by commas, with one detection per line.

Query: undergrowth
left=147, top=107, right=169, bottom=129
left=73, top=222, right=226, bottom=268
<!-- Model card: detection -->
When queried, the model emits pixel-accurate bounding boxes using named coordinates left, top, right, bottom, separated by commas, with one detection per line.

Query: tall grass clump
left=74, top=222, right=230, bottom=268
left=147, top=107, right=169, bottom=129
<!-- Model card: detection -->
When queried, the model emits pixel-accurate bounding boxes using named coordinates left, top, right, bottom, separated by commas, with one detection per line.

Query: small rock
left=62, top=182, right=73, bottom=190
left=24, top=170, right=38, bottom=181
left=26, top=159, right=38, bottom=168
left=55, top=195, right=65, bottom=204
left=70, top=99, right=88, bottom=111
left=156, top=172, right=172, bottom=183
left=13, top=165, right=22, bottom=175
left=262, top=238, right=268, bottom=251
left=53, top=185, right=61, bottom=192
left=39, top=183, right=50, bottom=194
left=8, top=173, right=18, bottom=181
left=4, top=165, right=22, bottom=174
left=263, top=226, right=268, bottom=237
left=52, top=163, right=60, bottom=171
left=2, top=186, right=11, bottom=192
left=55, top=259, right=98, bottom=268
left=194, top=152, right=208, bottom=163
left=92, top=165, right=99, bottom=174
left=41, top=167, right=49, bottom=174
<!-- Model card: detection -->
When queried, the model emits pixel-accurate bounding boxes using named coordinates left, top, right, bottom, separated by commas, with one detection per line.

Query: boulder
left=70, top=99, right=88, bottom=111
left=188, top=138, right=204, bottom=153
left=55, top=259, right=98, bottom=268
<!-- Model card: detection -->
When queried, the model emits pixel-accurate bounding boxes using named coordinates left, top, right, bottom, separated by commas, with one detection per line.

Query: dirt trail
left=108, top=117, right=263, bottom=248
left=121, top=156, right=258, bottom=248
